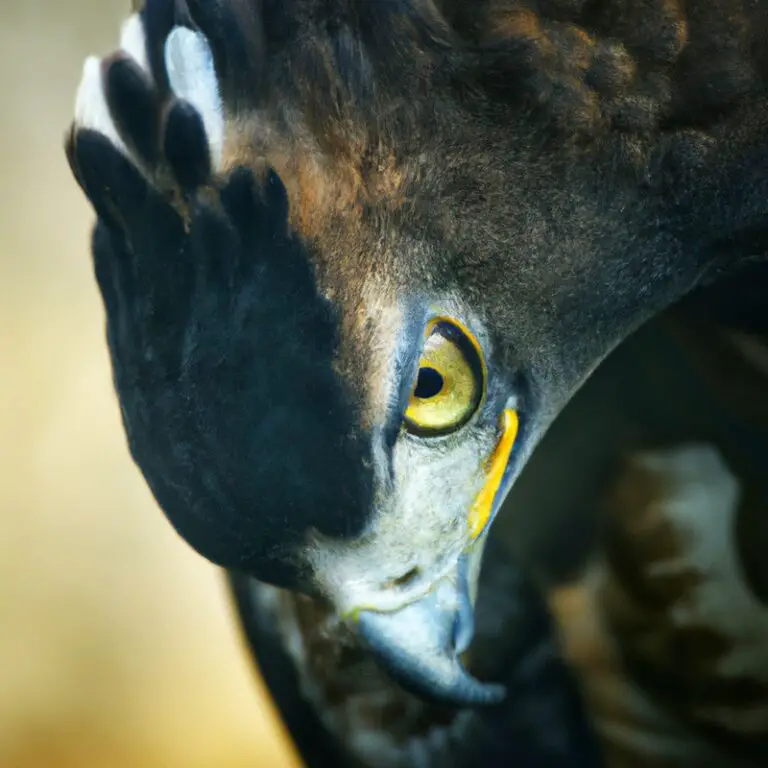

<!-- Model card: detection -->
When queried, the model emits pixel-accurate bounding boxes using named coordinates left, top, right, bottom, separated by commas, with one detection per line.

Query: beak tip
left=358, top=609, right=506, bottom=707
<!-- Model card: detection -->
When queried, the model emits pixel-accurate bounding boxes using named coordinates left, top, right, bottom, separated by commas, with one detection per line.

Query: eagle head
left=66, top=0, right=766, bottom=707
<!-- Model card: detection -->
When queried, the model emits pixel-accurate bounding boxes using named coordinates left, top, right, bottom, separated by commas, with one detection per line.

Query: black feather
left=186, top=0, right=267, bottom=106
left=74, top=127, right=373, bottom=585
left=139, top=0, right=175, bottom=96
left=103, top=55, right=162, bottom=167
left=163, top=99, right=211, bottom=190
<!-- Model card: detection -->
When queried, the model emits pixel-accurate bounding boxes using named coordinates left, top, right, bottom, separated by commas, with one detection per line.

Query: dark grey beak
left=356, top=552, right=506, bottom=706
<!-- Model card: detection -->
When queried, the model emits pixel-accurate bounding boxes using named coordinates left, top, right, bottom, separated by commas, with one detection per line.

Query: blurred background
left=0, top=2, right=300, bottom=766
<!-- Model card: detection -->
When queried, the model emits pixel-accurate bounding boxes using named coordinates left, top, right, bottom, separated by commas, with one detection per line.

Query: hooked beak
left=355, top=410, right=519, bottom=706
left=357, top=543, right=505, bottom=705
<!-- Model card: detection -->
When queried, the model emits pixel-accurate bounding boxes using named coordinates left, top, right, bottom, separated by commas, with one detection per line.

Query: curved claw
left=357, top=559, right=506, bottom=707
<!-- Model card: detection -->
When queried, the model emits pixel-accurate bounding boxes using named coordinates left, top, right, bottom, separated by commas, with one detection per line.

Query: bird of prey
left=65, top=0, right=768, bottom=765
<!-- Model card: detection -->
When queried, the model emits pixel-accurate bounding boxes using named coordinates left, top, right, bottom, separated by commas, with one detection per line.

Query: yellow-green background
left=0, top=3, right=300, bottom=765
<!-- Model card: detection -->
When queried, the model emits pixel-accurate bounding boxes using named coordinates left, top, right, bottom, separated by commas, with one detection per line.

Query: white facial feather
left=304, top=295, right=503, bottom=617
left=306, top=423, right=493, bottom=616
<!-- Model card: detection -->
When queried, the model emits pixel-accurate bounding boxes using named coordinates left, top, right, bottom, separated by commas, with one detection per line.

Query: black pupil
left=414, top=367, right=444, bottom=399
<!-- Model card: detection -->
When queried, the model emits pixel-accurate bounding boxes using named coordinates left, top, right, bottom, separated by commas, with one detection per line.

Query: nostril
left=383, top=567, right=421, bottom=590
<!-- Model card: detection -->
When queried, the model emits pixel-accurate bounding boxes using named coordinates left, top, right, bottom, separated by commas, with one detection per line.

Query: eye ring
left=403, top=317, right=486, bottom=437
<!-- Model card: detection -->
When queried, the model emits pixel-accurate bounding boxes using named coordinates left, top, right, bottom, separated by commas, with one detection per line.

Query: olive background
left=0, top=3, right=300, bottom=765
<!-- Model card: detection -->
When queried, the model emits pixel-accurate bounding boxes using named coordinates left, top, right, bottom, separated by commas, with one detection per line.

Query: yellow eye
left=404, top=319, right=485, bottom=436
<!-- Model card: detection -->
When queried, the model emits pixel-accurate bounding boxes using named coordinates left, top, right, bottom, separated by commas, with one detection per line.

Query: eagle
left=65, top=0, right=768, bottom=765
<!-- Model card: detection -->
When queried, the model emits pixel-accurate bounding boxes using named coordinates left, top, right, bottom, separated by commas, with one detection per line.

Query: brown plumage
left=546, top=292, right=768, bottom=767
left=198, top=0, right=768, bottom=439
left=66, top=1, right=768, bottom=765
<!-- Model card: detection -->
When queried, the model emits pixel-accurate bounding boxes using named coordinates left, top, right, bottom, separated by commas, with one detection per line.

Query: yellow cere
left=467, top=409, right=519, bottom=540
